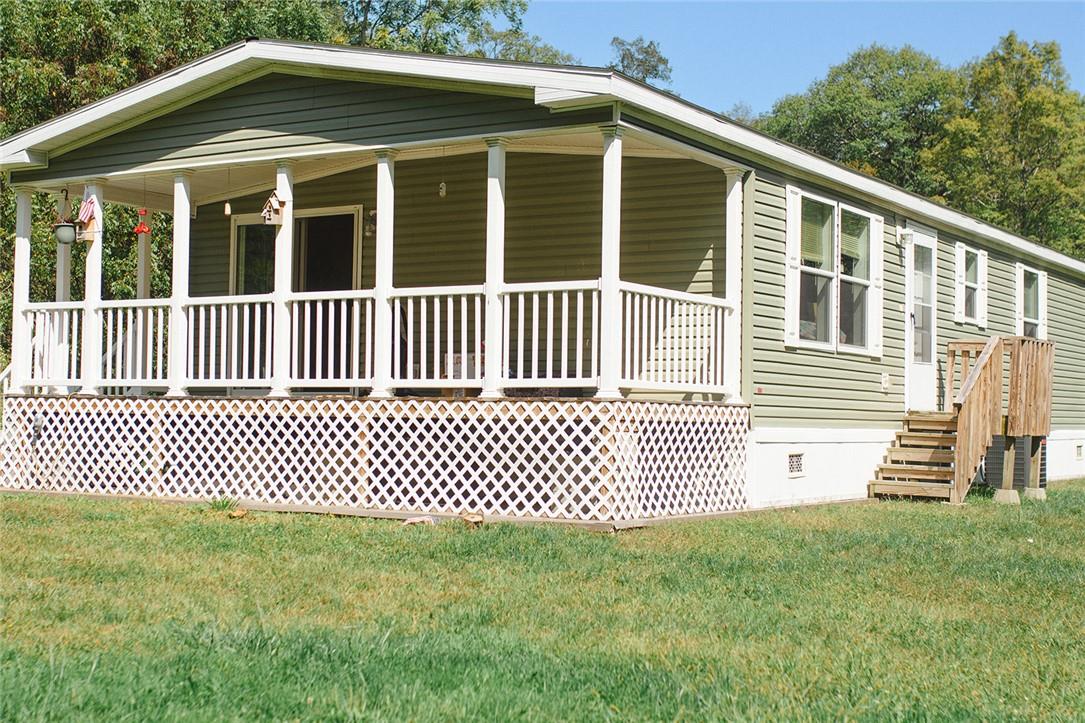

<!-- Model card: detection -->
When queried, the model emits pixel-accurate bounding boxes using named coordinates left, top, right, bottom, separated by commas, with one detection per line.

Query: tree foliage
left=760, top=45, right=959, bottom=196
left=760, top=35, right=1085, bottom=257
left=922, top=33, right=1085, bottom=258
left=608, top=35, right=672, bottom=86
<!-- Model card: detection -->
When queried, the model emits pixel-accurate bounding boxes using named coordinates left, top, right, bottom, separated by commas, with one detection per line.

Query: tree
left=922, top=33, right=1085, bottom=257
left=608, top=36, right=672, bottom=86
left=467, top=23, right=577, bottom=65
left=341, top=0, right=527, bottom=54
left=759, top=44, right=959, bottom=195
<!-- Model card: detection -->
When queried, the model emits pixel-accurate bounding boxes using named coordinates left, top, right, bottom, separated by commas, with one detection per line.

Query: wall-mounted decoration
left=77, top=195, right=98, bottom=243
left=262, top=190, right=285, bottom=225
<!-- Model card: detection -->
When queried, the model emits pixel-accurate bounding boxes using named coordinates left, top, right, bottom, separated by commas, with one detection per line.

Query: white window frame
left=784, top=185, right=884, bottom=357
left=953, top=242, right=988, bottom=328
left=229, top=205, right=363, bottom=295
left=1015, top=262, right=1048, bottom=339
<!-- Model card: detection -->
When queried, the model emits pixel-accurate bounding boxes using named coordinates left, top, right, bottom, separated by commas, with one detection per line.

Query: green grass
left=3, top=483, right=1085, bottom=721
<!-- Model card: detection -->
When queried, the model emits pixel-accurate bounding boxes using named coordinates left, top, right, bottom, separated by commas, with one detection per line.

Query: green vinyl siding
left=1047, top=272, right=1085, bottom=429
left=748, top=174, right=906, bottom=428
left=191, top=152, right=725, bottom=297
left=11, top=73, right=611, bottom=184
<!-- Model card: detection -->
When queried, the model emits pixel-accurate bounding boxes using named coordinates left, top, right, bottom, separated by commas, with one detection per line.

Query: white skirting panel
left=1046, top=430, right=1085, bottom=481
left=746, top=427, right=895, bottom=509
left=0, top=396, right=749, bottom=524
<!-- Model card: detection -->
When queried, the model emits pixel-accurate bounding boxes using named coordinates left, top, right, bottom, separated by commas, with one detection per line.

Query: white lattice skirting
left=0, top=396, right=749, bottom=524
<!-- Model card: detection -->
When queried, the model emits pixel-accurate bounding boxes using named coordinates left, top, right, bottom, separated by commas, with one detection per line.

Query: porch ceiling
left=38, top=130, right=682, bottom=212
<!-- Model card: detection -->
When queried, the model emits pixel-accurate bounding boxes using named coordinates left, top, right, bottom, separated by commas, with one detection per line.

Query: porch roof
left=2, top=38, right=1083, bottom=279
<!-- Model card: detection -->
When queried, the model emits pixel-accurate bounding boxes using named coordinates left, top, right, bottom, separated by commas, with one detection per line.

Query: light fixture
left=224, top=167, right=232, bottom=216
left=52, top=188, right=75, bottom=245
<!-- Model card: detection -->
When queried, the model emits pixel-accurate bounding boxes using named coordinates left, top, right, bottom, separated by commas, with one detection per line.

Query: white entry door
left=906, top=223, right=938, bottom=411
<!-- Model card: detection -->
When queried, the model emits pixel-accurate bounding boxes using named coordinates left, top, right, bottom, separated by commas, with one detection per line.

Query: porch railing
left=289, top=290, right=375, bottom=387
left=501, top=280, right=600, bottom=388
left=391, top=284, right=485, bottom=388
left=25, top=302, right=83, bottom=388
left=101, top=299, right=170, bottom=387
left=618, top=281, right=731, bottom=394
left=186, top=294, right=274, bottom=387
left=15, top=279, right=738, bottom=397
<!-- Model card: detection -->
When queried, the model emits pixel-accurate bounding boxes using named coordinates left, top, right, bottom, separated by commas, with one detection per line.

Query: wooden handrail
left=947, top=335, right=1054, bottom=502
left=952, top=336, right=1003, bottom=503
left=1006, top=337, right=1055, bottom=437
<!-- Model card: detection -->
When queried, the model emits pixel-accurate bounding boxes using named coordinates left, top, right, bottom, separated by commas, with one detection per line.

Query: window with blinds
left=788, top=188, right=882, bottom=354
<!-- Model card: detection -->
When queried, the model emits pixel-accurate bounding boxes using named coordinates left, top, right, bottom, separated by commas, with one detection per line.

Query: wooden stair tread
left=897, top=430, right=956, bottom=444
left=869, top=480, right=953, bottom=498
left=904, top=418, right=958, bottom=432
left=886, top=447, right=954, bottom=464
left=904, top=411, right=957, bottom=420
left=877, top=463, right=955, bottom=480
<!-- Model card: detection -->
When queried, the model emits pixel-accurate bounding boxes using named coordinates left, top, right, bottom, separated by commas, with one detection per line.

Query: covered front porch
left=10, top=125, right=748, bottom=403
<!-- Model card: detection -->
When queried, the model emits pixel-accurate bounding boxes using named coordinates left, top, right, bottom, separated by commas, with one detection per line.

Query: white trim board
left=3, top=38, right=1084, bottom=280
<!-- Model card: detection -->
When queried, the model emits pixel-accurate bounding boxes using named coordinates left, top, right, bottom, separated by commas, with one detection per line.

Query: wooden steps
left=868, top=412, right=957, bottom=500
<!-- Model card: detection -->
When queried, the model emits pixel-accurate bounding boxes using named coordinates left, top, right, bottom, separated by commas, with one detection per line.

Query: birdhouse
left=262, top=191, right=286, bottom=225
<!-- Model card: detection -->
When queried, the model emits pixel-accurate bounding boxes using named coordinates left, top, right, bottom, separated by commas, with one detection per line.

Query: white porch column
left=55, top=193, right=71, bottom=302
left=166, top=173, right=191, bottom=396
left=136, top=230, right=152, bottom=299
left=269, top=161, right=295, bottom=397
left=596, top=127, right=623, bottom=399
left=723, top=170, right=744, bottom=402
left=480, top=138, right=507, bottom=399
left=370, top=150, right=396, bottom=399
left=78, top=182, right=104, bottom=395
left=10, top=187, right=34, bottom=393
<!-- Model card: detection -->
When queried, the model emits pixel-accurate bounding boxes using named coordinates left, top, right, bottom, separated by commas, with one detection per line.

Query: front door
left=293, top=213, right=359, bottom=383
left=906, top=223, right=938, bottom=411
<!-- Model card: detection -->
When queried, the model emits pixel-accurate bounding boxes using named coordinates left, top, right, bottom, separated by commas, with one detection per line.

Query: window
left=1015, top=263, right=1047, bottom=339
left=785, top=187, right=884, bottom=355
left=954, top=243, right=987, bottom=327
left=230, top=206, right=361, bottom=295
left=233, top=222, right=276, bottom=294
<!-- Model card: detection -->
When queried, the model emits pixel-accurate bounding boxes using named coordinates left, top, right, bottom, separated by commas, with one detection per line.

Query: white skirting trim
left=747, top=427, right=896, bottom=509
left=1046, top=430, right=1085, bottom=481
left=0, top=395, right=750, bottom=523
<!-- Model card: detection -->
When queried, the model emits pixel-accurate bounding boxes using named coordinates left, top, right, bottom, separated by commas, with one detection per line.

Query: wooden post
left=1024, top=435, right=1046, bottom=501
left=596, top=126, right=623, bottom=399
left=480, top=138, right=506, bottom=399
left=78, top=182, right=105, bottom=395
left=723, top=170, right=744, bottom=402
left=10, top=187, right=34, bottom=394
left=167, top=173, right=192, bottom=397
left=268, top=161, right=295, bottom=397
left=993, top=434, right=1020, bottom=504
left=370, top=150, right=396, bottom=399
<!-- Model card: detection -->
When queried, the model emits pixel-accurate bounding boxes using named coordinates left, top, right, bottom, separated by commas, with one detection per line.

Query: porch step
left=897, top=431, right=957, bottom=449
left=870, top=410, right=960, bottom=499
left=904, top=413, right=958, bottom=433
left=886, top=446, right=955, bottom=464
left=877, top=463, right=955, bottom=481
left=867, top=480, right=954, bottom=499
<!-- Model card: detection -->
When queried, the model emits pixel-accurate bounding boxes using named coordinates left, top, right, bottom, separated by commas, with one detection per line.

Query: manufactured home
left=1, top=40, right=1082, bottom=525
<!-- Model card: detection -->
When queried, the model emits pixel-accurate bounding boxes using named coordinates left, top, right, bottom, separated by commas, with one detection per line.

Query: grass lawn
left=3, top=483, right=1085, bottom=721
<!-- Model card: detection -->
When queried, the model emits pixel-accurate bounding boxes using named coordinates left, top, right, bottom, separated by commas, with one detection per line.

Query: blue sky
left=523, top=1, right=1085, bottom=114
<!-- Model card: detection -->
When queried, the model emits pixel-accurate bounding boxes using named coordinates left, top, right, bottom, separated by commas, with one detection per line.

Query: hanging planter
left=52, top=189, right=76, bottom=245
